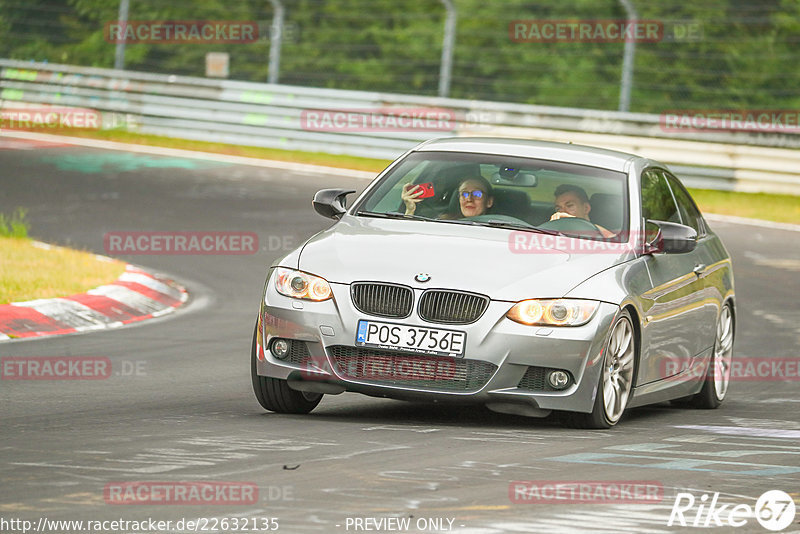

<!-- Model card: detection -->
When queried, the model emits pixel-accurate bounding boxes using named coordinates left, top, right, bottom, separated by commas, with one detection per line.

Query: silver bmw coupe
left=252, top=137, right=735, bottom=428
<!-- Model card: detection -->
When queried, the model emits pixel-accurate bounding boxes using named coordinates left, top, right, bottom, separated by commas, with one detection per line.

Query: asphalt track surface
left=1, top=138, right=798, bottom=534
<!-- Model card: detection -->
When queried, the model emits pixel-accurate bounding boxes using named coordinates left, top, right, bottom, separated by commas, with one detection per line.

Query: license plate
left=355, top=320, right=466, bottom=357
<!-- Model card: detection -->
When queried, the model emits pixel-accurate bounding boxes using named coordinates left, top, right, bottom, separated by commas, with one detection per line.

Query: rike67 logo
left=668, top=490, right=796, bottom=531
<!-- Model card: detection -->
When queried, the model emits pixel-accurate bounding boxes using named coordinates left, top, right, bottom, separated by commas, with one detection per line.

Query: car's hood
left=296, top=215, right=632, bottom=301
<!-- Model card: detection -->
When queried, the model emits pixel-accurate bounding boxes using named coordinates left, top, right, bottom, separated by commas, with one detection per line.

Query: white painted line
left=1, top=130, right=378, bottom=179
left=151, top=307, right=177, bottom=318
left=675, top=425, right=800, bottom=439
left=705, top=213, right=800, bottom=232
left=31, top=240, right=124, bottom=265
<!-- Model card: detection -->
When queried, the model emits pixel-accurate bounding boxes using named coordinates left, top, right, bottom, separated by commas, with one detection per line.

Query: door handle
left=693, top=263, right=706, bottom=275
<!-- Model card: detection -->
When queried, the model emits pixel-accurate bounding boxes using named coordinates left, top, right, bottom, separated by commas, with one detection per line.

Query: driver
left=403, top=176, right=494, bottom=218
left=550, top=184, right=615, bottom=238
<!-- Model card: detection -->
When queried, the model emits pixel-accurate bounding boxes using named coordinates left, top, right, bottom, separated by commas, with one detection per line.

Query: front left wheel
left=689, top=302, right=734, bottom=409
left=251, top=323, right=322, bottom=414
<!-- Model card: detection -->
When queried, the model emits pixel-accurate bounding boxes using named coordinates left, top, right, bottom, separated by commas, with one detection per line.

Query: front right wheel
left=251, top=322, right=322, bottom=414
left=562, top=309, right=636, bottom=429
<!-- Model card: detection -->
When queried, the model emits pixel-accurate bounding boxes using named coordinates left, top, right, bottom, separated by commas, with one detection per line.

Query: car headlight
left=506, top=299, right=598, bottom=326
left=273, top=267, right=332, bottom=301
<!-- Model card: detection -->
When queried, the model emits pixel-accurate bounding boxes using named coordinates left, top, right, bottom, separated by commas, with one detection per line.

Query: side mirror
left=644, top=220, right=697, bottom=254
left=312, top=189, right=356, bottom=220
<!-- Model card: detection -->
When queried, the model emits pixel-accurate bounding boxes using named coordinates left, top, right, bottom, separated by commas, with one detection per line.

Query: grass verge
left=688, top=189, right=800, bottom=225
left=0, top=237, right=127, bottom=304
left=0, top=210, right=126, bottom=304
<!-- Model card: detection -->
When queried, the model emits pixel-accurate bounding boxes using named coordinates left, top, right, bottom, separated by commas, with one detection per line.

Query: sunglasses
left=459, top=190, right=485, bottom=200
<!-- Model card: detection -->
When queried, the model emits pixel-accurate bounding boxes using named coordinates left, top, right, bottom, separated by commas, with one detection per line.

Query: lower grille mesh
left=517, top=366, right=558, bottom=391
left=327, top=345, right=496, bottom=392
left=283, top=340, right=310, bottom=365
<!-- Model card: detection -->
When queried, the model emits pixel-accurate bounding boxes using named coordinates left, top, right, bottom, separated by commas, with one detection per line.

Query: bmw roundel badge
left=414, top=273, right=431, bottom=283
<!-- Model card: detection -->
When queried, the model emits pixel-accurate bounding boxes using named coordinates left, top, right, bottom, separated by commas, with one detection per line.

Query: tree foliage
left=1, top=0, right=798, bottom=112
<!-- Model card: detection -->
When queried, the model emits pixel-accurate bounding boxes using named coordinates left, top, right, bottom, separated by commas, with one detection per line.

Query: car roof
left=414, top=137, right=642, bottom=172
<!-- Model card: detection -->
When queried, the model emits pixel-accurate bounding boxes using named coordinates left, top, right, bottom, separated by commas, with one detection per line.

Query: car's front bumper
left=256, top=275, right=619, bottom=416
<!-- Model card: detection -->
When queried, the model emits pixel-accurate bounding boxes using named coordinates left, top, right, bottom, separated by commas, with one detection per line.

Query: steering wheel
left=538, top=216, right=604, bottom=237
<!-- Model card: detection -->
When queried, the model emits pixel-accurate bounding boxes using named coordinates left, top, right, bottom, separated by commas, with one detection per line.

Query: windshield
left=354, top=151, right=629, bottom=241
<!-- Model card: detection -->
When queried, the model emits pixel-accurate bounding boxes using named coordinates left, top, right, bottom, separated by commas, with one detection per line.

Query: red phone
left=416, top=182, right=435, bottom=199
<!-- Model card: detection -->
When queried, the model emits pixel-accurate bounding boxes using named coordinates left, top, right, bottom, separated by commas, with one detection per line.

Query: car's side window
left=641, top=169, right=680, bottom=223
left=664, top=172, right=704, bottom=235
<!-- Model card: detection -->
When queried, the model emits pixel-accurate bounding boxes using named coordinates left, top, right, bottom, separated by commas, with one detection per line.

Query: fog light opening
left=270, top=338, right=290, bottom=359
left=547, top=370, right=571, bottom=390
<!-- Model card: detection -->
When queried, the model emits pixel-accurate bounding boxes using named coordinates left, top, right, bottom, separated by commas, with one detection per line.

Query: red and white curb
left=0, top=265, right=187, bottom=341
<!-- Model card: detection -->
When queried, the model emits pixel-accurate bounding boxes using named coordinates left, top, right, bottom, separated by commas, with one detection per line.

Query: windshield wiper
left=481, top=219, right=564, bottom=235
left=355, top=210, right=437, bottom=222
left=355, top=212, right=563, bottom=235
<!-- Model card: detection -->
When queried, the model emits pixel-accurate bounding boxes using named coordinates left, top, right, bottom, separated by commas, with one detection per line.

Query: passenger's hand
left=401, top=184, right=425, bottom=215
left=550, top=211, right=575, bottom=221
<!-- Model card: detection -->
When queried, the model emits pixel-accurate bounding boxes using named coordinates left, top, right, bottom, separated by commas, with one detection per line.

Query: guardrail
left=2, top=59, right=799, bottom=194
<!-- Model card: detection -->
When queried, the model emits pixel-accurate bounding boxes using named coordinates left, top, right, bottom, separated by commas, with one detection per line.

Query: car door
left=637, top=169, right=709, bottom=384
left=664, top=171, right=719, bottom=352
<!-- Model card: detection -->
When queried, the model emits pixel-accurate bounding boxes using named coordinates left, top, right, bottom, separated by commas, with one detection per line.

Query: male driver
left=550, top=184, right=615, bottom=238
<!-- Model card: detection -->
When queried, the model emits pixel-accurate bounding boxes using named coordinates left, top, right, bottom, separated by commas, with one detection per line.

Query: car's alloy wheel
left=601, top=314, right=636, bottom=423
left=562, top=310, right=636, bottom=429
left=251, top=322, right=322, bottom=414
left=690, top=303, right=734, bottom=409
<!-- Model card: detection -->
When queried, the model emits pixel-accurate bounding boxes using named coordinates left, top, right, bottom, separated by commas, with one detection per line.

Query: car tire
left=687, top=302, right=734, bottom=409
left=562, top=309, right=637, bottom=429
left=251, top=322, right=323, bottom=414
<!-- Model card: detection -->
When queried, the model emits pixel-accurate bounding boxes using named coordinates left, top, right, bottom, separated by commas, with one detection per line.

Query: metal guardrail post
left=268, top=0, right=284, bottom=84
left=113, top=0, right=130, bottom=70
left=438, top=0, right=457, bottom=98
left=618, top=0, right=636, bottom=112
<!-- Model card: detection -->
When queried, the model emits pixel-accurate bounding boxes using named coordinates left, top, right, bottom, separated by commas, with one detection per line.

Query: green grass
left=0, top=208, right=30, bottom=238
left=0, top=208, right=127, bottom=304
left=688, top=188, right=800, bottom=225
left=0, top=236, right=127, bottom=304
